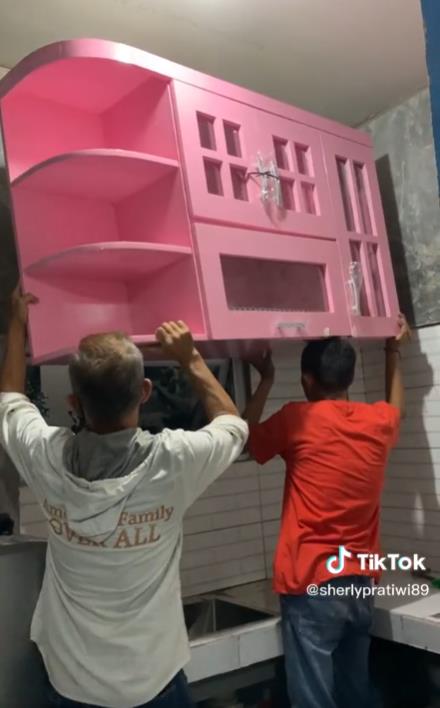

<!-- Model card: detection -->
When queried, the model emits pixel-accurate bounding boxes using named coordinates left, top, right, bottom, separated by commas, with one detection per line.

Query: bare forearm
left=0, top=318, right=27, bottom=394
left=385, top=349, right=405, bottom=417
left=184, top=351, right=238, bottom=421
left=243, top=378, right=273, bottom=426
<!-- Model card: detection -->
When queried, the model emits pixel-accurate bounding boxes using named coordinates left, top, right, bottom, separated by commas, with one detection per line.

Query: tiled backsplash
left=363, top=325, right=440, bottom=575
left=17, top=330, right=440, bottom=593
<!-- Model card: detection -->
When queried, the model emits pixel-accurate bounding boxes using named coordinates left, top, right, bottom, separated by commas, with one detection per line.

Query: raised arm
left=385, top=314, right=411, bottom=418
left=242, top=351, right=275, bottom=426
left=0, top=288, right=37, bottom=394
left=155, top=321, right=238, bottom=420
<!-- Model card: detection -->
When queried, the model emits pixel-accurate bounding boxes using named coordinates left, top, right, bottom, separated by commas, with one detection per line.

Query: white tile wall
left=363, top=325, right=440, bottom=576
left=18, top=328, right=440, bottom=592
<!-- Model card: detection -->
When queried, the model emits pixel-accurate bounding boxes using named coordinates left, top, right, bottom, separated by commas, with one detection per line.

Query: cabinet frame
left=194, top=224, right=351, bottom=341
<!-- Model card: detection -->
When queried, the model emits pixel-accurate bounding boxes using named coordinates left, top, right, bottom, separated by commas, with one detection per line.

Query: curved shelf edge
left=11, top=149, right=179, bottom=191
left=0, top=39, right=176, bottom=101
left=0, top=39, right=372, bottom=149
left=31, top=333, right=209, bottom=365
left=25, top=241, right=193, bottom=278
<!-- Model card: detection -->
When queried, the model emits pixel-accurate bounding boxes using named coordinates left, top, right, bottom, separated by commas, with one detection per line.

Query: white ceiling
left=0, top=0, right=428, bottom=126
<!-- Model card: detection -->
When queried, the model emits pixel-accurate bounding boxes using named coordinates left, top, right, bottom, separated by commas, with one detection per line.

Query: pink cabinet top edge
left=0, top=38, right=372, bottom=149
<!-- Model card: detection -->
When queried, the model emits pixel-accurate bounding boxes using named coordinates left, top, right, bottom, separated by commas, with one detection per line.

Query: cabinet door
left=173, top=83, right=332, bottom=237
left=254, top=110, right=333, bottom=238
left=322, top=134, right=399, bottom=338
left=194, top=224, right=350, bottom=340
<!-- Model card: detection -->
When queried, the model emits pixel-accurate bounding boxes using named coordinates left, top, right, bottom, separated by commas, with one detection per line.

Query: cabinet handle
left=251, top=153, right=282, bottom=207
left=348, top=261, right=363, bottom=315
left=277, top=321, right=306, bottom=332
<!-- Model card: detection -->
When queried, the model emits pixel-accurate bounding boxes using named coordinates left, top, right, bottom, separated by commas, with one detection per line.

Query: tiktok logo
left=326, top=546, right=353, bottom=575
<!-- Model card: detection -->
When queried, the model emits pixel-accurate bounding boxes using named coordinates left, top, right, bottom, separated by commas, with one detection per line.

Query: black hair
left=301, top=337, right=356, bottom=393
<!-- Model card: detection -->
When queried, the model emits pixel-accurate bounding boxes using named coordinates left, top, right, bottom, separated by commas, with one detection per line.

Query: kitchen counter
left=0, top=536, right=47, bottom=708
left=186, top=571, right=440, bottom=683
left=3, top=538, right=439, bottom=699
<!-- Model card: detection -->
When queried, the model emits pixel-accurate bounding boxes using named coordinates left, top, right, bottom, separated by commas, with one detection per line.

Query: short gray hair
left=69, top=332, right=144, bottom=424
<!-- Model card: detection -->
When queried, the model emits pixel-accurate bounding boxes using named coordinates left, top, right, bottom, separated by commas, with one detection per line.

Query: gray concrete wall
left=363, top=89, right=440, bottom=327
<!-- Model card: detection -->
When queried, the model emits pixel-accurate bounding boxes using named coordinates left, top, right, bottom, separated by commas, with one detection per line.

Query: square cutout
left=224, top=122, right=242, bottom=157
left=230, top=166, right=249, bottom=201
left=295, top=144, right=312, bottom=176
left=273, top=138, right=290, bottom=170
left=197, top=113, right=216, bottom=150
left=204, top=159, right=223, bottom=196
left=280, top=179, right=296, bottom=211
left=302, top=182, right=317, bottom=215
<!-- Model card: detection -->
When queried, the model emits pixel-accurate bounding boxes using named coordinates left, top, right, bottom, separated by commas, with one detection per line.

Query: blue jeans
left=47, top=671, right=195, bottom=708
left=281, top=576, right=374, bottom=708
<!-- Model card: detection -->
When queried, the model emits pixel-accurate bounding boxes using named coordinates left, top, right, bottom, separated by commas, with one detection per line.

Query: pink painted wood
left=25, top=253, right=205, bottom=364
left=0, top=39, right=371, bottom=147
left=321, top=134, right=400, bottom=337
left=0, top=60, right=176, bottom=179
left=12, top=150, right=179, bottom=200
left=11, top=150, right=186, bottom=268
left=173, top=83, right=333, bottom=238
left=194, top=224, right=350, bottom=340
left=0, top=38, right=400, bottom=362
left=25, top=242, right=192, bottom=279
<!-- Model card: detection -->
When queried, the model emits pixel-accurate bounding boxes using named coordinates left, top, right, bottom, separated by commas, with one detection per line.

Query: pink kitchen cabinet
left=172, top=83, right=332, bottom=239
left=0, top=40, right=399, bottom=363
left=194, top=224, right=350, bottom=340
left=321, top=134, right=399, bottom=338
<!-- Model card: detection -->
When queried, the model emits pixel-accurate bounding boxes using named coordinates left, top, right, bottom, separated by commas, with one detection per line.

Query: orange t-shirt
left=249, top=401, right=400, bottom=595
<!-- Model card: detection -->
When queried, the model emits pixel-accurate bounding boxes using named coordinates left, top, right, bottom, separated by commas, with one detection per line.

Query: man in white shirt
left=0, top=289, right=248, bottom=708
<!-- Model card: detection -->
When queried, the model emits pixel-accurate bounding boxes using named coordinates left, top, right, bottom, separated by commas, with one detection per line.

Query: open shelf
left=25, top=242, right=192, bottom=280
left=11, top=149, right=192, bottom=269
left=12, top=150, right=179, bottom=201
left=25, top=256, right=206, bottom=363
left=1, top=56, right=177, bottom=179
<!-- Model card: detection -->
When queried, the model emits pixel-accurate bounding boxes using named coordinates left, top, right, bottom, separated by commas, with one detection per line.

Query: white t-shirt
left=0, top=392, right=248, bottom=708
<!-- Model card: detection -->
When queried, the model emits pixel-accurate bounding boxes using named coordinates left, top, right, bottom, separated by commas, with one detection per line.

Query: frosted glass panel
left=354, top=162, right=373, bottom=234
left=221, top=255, right=328, bottom=312
left=367, top=243, right=386, bottom=316
left=337, top=158, right=355, bottom=231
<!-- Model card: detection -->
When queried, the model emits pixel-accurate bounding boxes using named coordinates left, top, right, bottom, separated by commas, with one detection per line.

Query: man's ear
left=141, top=379, right=152, bottom=405
left=67, top=393, right=81, bottom=416
left=301, top=373, right=315, bottom=400
left=301, top=373, right=314, bottom=389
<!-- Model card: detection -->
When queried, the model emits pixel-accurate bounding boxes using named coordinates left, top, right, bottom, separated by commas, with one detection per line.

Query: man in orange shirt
left=244, top=316, right=410, bottom=708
